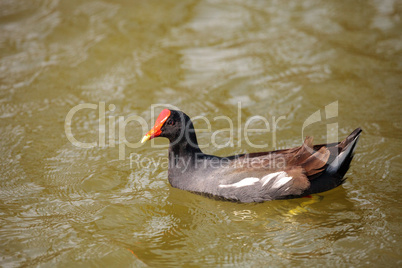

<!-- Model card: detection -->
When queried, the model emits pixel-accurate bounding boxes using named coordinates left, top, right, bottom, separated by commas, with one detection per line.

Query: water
left=0, top=0, right=401, bottom=266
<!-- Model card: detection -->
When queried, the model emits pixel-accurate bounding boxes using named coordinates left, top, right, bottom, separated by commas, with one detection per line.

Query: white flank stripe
left=261, top=171, right=287, bottom=186
left=271, top=176, right=293, bottom=189
left=219, top=177, right=259, bottom=188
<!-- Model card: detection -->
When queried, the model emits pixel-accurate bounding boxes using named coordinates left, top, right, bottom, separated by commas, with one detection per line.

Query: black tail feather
left=303, top=128, right=362, bottom=195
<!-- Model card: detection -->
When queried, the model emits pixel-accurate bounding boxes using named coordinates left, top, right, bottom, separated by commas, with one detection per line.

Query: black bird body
left=142, top=109, right=362, bottom=203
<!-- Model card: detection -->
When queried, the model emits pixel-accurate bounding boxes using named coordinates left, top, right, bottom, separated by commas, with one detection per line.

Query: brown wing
left=226, top=136, right=331, bottom=196
left=286, top=136, right=330, bottom=178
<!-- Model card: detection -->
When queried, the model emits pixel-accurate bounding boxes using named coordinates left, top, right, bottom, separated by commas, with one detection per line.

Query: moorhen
left=141, top=109, right=362, bottom=203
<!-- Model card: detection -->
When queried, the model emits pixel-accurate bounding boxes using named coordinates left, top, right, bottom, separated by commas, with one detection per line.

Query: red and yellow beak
left=141, top=109, right=171, bottom=143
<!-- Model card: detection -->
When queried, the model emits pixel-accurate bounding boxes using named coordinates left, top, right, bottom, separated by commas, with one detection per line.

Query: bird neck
left=168, top=123, right=203, bottom=170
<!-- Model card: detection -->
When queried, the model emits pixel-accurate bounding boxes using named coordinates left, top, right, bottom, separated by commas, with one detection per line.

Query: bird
left=141, top=109, right=362, bottom=203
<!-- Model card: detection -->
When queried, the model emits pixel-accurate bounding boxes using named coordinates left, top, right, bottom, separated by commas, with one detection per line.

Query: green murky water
left=0, top=0, right=401, bottom=267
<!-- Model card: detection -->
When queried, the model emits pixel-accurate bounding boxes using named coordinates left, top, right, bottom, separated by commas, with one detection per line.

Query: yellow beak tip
left=141, top=135, right=150, bottom=143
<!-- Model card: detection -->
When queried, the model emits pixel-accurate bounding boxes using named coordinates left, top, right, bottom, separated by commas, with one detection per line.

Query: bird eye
left=167, top=119, right=174, bottom=125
